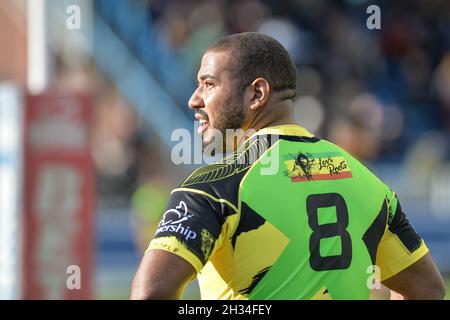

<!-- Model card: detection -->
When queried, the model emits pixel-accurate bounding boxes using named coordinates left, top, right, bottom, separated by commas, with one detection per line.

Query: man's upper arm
left=130, top=189, right=226, bottom=299
left=376, top=190, right=429, bottom=281
left=148, top=189, right=225, bottom=270
left=130, top=248, right=196, bottom=299
left=382, top=252, right=445, bottom=299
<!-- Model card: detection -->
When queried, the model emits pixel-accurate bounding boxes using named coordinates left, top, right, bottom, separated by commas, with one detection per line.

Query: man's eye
left=205, top=81, right=214, bottom=87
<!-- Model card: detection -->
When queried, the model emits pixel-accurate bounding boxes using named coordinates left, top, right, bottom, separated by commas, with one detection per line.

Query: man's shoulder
left=179, top=136, right=270, bottom=189
left=303, top=137, right=389, bottom=187
left=180, top=160, right=250, bottom=189
left=172, top=137, right=273, bottom=213
left=168, top=160, right=247, bottom=220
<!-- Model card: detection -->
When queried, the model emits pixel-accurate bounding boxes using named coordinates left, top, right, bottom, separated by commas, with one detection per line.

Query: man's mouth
left=198, top=119, right=209, bottom=134
left=195, top=113, right=209, bottom=135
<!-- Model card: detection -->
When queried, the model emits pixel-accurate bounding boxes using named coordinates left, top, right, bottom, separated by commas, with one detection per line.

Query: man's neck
left=236, top=100, right=296, bottom=147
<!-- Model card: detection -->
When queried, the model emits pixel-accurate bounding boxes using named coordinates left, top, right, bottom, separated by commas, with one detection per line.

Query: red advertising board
left=23, top=93, right=94, bottom=299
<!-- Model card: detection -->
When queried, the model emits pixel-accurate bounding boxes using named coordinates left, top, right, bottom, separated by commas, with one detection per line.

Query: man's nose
left=188, top=88, right=204, bottom=110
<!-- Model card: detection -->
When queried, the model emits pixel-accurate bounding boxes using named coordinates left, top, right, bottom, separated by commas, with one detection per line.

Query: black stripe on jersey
left=388, top=198, right=422, bottom=253
left=363, top=199, right=388, bottom=265
left=231, top=202, right=266, bottom=249
left=239, top=266, right=271, bottom=295
left=278, top=135, right=321, bottom=143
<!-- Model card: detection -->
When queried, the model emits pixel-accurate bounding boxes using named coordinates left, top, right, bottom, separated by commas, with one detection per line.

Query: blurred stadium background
left=0, top=0, right=449, bottom=299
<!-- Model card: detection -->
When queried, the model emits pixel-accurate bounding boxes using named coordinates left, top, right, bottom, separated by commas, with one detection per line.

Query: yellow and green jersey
left=148, top=125, right=428, bottom=299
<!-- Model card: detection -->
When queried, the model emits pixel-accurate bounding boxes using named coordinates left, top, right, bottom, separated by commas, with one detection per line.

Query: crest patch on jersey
left=284, top=151, right=352, bottom=182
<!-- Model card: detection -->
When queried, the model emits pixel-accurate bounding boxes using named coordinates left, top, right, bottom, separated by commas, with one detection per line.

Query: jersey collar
left=251, top=124, right=314, bottom=138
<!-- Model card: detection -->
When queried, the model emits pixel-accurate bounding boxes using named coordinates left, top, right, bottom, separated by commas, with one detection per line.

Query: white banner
left=0, top=83, right=23, bottom=299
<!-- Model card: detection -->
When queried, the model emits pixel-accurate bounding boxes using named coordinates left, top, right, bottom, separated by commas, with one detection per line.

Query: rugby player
left=130, top=32, right=445, bottom=300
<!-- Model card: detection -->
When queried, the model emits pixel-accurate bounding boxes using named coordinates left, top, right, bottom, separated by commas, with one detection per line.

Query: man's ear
left=249, top=78, right=270, bottom=110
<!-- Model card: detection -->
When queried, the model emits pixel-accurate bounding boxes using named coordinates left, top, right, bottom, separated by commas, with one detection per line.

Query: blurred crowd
left=145, top=0, right=450, bottom=160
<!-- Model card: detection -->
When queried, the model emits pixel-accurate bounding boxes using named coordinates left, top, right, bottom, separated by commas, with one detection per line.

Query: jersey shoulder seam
left=180, top=138, right=270, bottom=187
left=172, top=187, right=238, bottom=213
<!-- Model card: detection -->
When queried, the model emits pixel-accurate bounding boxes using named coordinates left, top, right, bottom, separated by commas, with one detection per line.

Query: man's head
left=189, top=32, right=298, bottom=149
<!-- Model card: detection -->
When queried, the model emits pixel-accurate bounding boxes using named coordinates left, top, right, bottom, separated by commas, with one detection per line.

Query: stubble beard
left=202, top=92, right=245, bottom=154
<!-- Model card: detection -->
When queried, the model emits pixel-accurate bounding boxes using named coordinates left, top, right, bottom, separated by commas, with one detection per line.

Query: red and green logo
left=284, top=152, right=352, bottom=182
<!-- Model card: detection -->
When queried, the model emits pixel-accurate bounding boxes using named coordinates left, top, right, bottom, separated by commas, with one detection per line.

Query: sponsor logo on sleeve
left=156, top=201, right=197, bottom=240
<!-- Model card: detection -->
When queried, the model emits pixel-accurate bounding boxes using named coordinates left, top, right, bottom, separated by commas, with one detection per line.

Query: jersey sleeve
left=376, top=186, right=429, bottom=281
left=146, top=189, right=224, bottom=274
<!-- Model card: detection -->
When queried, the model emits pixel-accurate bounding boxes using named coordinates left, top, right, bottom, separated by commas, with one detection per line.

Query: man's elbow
left=428, top=279, right=446, bottom=300
left=130, top=292, right=167, bottom=300
left=130, top=286, right=178, bottom=300
left=404, top=278, right=446, bottom=300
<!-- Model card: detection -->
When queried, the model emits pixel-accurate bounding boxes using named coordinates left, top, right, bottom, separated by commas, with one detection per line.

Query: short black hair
left=206, top=32, right=297, bottom=94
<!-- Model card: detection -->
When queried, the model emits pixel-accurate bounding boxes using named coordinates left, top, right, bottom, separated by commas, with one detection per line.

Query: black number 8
left=306, top=193, right=352, bottom=271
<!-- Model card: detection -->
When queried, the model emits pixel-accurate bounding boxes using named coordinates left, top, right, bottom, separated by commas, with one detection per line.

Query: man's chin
left=201, top=138, right=213, bottom=149
left=200, top=128, right=212, bottom=146
left=200, top=125, right=248, bottom=154
left=201, top=129, right=225, bottom=154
